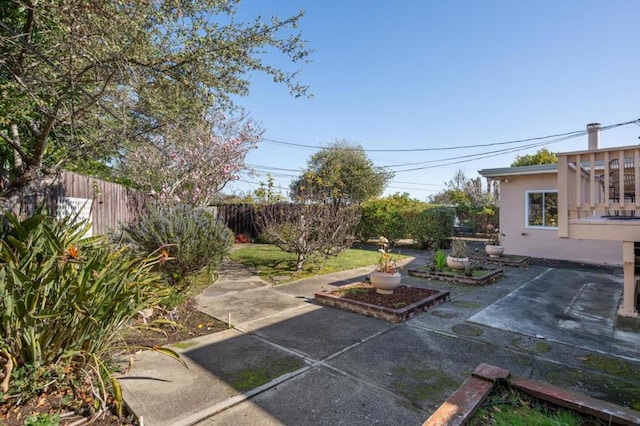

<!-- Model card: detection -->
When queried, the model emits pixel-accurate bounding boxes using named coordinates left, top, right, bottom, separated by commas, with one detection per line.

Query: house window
left=526, top=191, right=558, bottom=228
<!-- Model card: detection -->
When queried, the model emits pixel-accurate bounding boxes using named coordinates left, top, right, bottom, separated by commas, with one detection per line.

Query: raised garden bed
left=408, top=267, right=503, bottom=285
left=314, top=283, right=450, bottom=323
left=424, top=363, right=640, bottom=425
left=469, top=253, right=531, bottom=267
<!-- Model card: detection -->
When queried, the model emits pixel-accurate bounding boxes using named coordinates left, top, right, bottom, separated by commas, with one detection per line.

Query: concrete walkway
left=119, top=253, right=640, bottom=426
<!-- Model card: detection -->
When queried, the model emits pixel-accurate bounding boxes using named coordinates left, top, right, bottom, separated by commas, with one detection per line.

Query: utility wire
left=385, top=132, right=583, bottom=170
left=261, top=119, right=640, bottom=153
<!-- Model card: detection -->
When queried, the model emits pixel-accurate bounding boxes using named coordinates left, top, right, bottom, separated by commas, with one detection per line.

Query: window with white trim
left=526, top=191, right=558, bottom=228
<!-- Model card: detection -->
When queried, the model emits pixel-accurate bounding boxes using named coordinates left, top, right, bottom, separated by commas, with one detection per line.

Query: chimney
left=587, top=122, right=601, bottom=150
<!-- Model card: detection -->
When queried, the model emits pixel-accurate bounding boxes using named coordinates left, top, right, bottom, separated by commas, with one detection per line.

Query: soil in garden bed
left=329, top=283, right=441, bottom=309
left=408, top=267, right=503, bottom=285
left=121, top=298, right=228, bottom=347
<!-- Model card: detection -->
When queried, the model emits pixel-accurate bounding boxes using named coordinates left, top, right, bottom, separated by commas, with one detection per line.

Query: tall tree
left=289, top=140, right=393, bottom=204
left=0, top=0, right=311, bottom=212
left=428, top=170, right=484, bottom=206
left=511, top=148, right=558, bottom=167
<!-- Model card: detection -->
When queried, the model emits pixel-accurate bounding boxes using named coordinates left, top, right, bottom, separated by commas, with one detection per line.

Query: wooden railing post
left=558, top=155, right=569, bottom=238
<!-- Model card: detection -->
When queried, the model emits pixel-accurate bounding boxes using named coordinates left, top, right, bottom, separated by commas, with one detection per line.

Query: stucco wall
left=499, top=173, right=622, bottom=266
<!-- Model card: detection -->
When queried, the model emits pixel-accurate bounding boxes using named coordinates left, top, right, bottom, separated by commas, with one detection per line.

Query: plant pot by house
left=485, top=244, right=504, bottom=258
left=446, top=256, right=469, bottom=271
left=369, top=271, right=402, bottom=294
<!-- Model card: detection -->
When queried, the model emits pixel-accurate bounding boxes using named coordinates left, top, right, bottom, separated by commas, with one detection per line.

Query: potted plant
left=485, top=225, right=505, bottom=258
left=447, top=239, right=469, bottom=270
left=369, top=236, right=402, bottom=294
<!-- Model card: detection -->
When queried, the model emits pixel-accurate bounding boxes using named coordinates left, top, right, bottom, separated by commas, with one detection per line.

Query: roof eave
left=478, top=164, right=558, bottom=179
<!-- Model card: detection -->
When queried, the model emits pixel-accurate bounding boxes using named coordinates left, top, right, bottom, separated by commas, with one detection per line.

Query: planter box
left=314, top=284, right=450, bottom=323
left=469, top=253, right=531, bottom=267
left=408, top=268, right=503, bottom=285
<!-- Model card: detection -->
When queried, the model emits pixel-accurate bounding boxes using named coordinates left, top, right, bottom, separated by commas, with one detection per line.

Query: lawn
left=230, top=244, right=410, bottom=283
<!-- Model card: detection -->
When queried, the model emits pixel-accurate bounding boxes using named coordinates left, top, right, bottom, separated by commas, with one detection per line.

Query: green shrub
left=357, top=194, right=428, bottom=244
left=0, top=212, right=168, bottom=368
left=121, top=204, right=234, bottom=287
left=408, top=206, right=455, bottom=250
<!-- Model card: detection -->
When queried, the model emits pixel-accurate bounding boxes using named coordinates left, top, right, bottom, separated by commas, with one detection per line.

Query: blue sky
left=225, top=0, right=640, bottom=200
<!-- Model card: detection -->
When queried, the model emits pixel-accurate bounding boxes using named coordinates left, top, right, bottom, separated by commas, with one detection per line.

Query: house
left=479, top=123, right=639, bottom=320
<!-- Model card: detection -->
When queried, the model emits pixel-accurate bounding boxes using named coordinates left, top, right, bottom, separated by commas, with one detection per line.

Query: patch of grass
left=230, top=244, right=409, bottom=284
left=160, top=266, right=218, bottom=309
left=469, top=385, right=602, bottom=426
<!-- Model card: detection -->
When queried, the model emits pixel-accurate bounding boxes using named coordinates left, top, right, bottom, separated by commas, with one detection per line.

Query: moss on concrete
left=512, top=338, right=550, bottom=354
left=228, top=356, right=303, bottom=391
left=390, top=364, right=460, bottom=407
left=582, top=354, right=640, bottom=381
left=616, top=315, right=640, bottom=332
left=452, top=324, right=483, bottom=337
left=536, top=361, right=640, bottom=409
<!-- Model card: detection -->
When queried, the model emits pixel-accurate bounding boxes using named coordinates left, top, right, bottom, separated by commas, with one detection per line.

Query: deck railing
left=558, top=145, right=640, bottom=237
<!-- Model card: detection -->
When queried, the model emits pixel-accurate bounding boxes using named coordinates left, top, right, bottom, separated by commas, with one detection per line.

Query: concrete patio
left=118, top=250, right=640, bottom=425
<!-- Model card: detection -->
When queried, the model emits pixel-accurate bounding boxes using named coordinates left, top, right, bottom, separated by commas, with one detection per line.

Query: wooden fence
left=12, top=171, right=146, bottom=236
left=216, top=203, right=309, bottom=240
left=53, top=171, right=146, bottom=235
left=216, top=204, right=260, bottom=239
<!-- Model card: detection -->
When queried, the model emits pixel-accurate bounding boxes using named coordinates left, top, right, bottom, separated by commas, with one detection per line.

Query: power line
left=390, top=180, right=446, bottom=187
left=386, top=132, right=581, bottom=171
left=261, top=119, right=640, bottom=153
left=386, top=185, right=438, bottom=192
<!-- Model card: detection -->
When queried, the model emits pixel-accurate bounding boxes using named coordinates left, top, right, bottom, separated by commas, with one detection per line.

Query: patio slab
left=118, top=329, right=306, bottom=426
left=119, top=257, right=640, bottom=425
left=243, top=303, right=394, bottom=360
left=195, top=287, right=309, bottom=325
left=325, top=325, right=536, bottom=412
left=468, top=268, right=640, bottom=360
left=272, top=266, right=373, bottom=299
left=197, top=365, right=427, bottom=426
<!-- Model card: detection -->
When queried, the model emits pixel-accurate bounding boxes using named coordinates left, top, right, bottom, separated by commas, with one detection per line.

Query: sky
left=224, top=0, right=640, bottom=201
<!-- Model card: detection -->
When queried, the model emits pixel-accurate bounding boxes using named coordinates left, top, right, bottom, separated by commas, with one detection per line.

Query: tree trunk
left=0, top=168, right=58, bottom=217
left=296, top=252, right=305, bottom=271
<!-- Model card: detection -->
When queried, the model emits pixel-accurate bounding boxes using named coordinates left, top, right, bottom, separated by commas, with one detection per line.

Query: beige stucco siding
left=499, top=173, right=622, bottom=266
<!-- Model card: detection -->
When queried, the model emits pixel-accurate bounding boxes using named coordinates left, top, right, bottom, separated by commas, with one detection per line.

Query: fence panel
left=216, top=203, right=308, bottom=240
left=54, top=171, right=146, bottom=235
left=216, top=204, right=259, bottom=239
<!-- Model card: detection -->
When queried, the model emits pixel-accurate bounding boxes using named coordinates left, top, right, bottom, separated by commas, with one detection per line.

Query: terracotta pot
left=485, top=244, right=504, bottom=258
left=370, top=271, right=402, bottom=294
left=446, top=256, right=469, bottom=271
